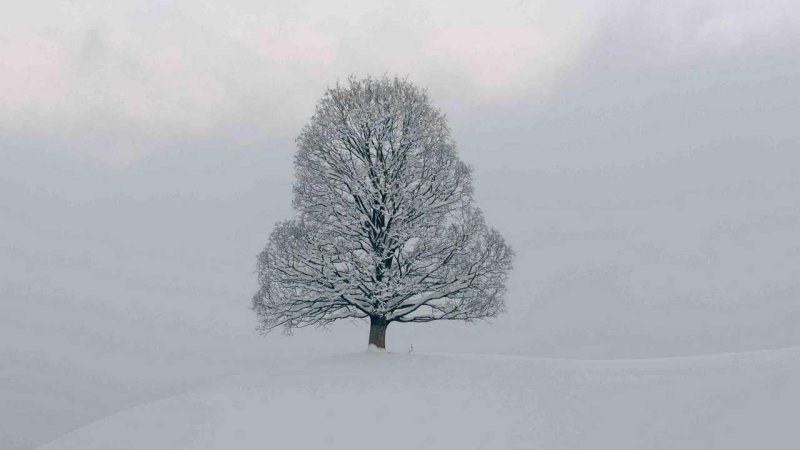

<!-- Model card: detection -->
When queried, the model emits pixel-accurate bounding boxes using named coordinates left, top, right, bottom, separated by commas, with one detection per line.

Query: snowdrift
left=38, top=348, right=800, bottom=450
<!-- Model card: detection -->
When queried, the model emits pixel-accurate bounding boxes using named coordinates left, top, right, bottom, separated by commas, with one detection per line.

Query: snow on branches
left=252, top=76, right=513, bottom=348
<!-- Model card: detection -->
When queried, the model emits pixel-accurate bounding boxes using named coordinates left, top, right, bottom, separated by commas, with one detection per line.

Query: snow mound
left=38, top=348, right=800, bottom=450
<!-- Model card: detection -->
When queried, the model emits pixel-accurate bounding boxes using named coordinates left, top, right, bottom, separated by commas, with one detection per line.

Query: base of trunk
left=368, top=317, right=388, bottom=350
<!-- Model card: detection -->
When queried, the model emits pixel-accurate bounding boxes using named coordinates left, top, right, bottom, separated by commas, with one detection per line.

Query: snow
left=37, top=347, right=800, bottom=450
left=367, top=343, right=386, bottom=352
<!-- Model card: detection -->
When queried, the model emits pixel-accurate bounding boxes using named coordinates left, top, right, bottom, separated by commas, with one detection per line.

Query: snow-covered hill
left=38, top=348, right=800, bottom=450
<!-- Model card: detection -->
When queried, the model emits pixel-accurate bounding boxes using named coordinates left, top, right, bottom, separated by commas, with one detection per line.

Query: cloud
left=427, top=26, right=546, bottom=86
left=0, top=35, right=70, bottom=114
left=237, top=26, right=337, bottom=64
left=585, top=0, right=800, bottom=66
left=1, top=0, right=799, bottom=164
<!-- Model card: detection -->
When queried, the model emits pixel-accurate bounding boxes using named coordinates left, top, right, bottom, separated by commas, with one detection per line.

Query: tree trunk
left=368, top=317, right=388, bottom=350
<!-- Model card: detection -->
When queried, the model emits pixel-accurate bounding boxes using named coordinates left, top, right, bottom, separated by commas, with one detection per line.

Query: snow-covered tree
left=252, top=76, right=513, bottom=350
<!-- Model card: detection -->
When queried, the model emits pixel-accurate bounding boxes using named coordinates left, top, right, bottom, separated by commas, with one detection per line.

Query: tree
left=252, top=76, right=513, bottom=350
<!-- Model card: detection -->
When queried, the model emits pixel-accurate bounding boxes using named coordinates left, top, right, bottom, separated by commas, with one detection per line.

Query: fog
left=2, top=1, right=800, bottom=448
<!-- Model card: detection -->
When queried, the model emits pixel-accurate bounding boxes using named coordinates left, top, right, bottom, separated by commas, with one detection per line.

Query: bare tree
left=252, top=76, right=513, bottom=350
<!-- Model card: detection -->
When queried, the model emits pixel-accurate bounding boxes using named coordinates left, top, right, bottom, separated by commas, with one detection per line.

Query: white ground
left=37, top=347, right=800, bottom=450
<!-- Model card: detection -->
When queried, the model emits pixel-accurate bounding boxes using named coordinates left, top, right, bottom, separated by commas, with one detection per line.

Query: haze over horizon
left=2, top=1, right=800, bottom=449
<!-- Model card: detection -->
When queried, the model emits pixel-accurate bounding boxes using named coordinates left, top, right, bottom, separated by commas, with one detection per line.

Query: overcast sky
left=2, top=1, right=800, bottom=448
left=4, top=0, right=799, bottom=163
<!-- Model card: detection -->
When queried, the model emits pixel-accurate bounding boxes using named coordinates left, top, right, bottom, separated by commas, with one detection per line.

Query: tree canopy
left=252, top=76, right=513, bottom=349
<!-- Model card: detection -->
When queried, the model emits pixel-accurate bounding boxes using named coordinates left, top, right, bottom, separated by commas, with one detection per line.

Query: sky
left=2, top=0, right=800, bottom=448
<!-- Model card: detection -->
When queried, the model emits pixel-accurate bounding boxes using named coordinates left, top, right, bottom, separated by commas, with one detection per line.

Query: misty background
left=2, top=1, right=799, bottom=449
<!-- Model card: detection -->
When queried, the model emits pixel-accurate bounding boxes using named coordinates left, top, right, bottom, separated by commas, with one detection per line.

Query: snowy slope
left=38, top=348, right=800, bottom=450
